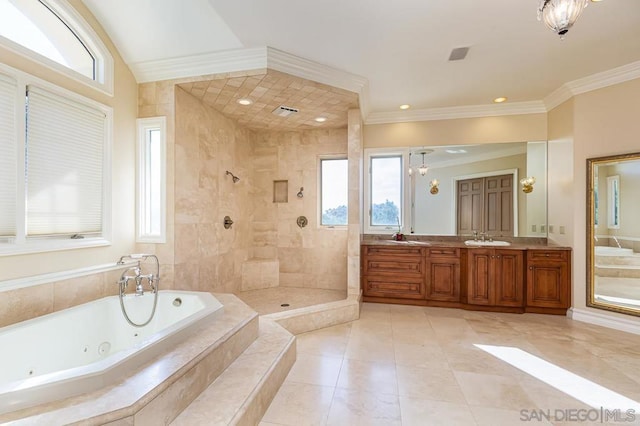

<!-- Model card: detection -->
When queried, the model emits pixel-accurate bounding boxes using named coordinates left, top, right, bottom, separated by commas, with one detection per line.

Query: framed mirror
left=587, top=152, right=640, bottom=316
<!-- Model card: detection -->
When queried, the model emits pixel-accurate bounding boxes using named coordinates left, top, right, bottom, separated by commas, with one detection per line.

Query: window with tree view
left=320, top=158, right=348, bottom=226
left=370, top=156, right=402, bottom=227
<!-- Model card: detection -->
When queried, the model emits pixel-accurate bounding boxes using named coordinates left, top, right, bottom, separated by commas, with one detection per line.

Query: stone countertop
left=361, top=238, right=572, bottom=251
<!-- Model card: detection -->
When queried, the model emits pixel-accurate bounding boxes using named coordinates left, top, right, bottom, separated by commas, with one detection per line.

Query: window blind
left=25, top=86, right=105, bottom=236
left=0, top=74, right=17, bottom=237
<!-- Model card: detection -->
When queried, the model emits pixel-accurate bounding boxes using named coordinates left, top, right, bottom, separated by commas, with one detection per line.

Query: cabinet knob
left=546, top=254, right=550, bottom=257
left=529, top=266, right=533, bottom=270
left=491, top=255, right=495, bottom=259
left=497, top=255, right=501, bottom=259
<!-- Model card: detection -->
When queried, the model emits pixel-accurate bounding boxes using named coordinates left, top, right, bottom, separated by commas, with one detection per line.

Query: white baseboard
left=568, top=307, right=640, bottom=336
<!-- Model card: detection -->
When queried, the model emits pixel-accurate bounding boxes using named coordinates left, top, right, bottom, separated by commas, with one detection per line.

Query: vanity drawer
left=363, top=277, right=425, bottom=299
left=528, top=250, right=568, bottom=261
left=427, top=247, right=460, bottom=258
left=364, top=246, right=423, bottom=257
left=365, top=259, right=423, bottom=274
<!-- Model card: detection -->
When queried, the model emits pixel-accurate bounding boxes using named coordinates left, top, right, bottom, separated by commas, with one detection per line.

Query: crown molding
left=544, top=60, right=640, bottom=111
left=129, top=46, right=370, bottom=119
left=365, top=101, right=547, bottom=125
left=130, top=47, right=269, bottom=83
left=543, top=85, right=574, bottom=111
left=130, top=46, right=640, bottom=123
left=567, top=60, right=640, bottom=96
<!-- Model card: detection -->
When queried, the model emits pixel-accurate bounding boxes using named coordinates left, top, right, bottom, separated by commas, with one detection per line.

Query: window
left=369, top=155, right=403, bottom=229
left=0, top=0, right=113, bottom=94
left=320, top=158, right=348, bottom=227
left=607, top=175, right=620, bottom=229
left=137, top=117, right=166, bottom=243
left=0, top=65, right=111, bottom=255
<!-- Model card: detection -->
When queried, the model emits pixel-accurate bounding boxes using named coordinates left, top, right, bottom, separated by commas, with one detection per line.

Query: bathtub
left=0, top=290, right=223, bottom=414
left=595, top=246, right=634, bottom=256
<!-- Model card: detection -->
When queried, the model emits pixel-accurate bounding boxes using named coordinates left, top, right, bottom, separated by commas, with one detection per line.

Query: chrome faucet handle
left=472, top=230, right=478, bottom=241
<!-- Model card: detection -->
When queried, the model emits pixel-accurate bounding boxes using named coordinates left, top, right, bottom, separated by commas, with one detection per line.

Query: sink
left=464, top=240, right=511, bottom=247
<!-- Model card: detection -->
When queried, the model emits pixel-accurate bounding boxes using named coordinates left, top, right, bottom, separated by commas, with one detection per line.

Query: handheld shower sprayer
left=225, top=171, right=240, bottom=183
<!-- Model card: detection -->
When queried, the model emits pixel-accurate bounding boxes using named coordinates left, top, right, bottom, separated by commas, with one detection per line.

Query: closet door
left=485, top=174, right=513, bottom=237
left=457, top=178, right=483, bottom=235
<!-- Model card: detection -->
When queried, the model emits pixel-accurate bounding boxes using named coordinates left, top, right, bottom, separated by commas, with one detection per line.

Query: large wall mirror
left=409, top=141, right=547, bottom=237
left=587, top=152, right=640, bottom=317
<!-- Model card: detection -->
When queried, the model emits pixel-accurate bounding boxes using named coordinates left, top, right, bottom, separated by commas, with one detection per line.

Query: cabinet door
left=425, top=258, right=460, bottom=302
left=467, top=249, right=492, bottom=305
left=494, top=250, right=524, bottom=307
left=527, top=260, right=569, bottom=308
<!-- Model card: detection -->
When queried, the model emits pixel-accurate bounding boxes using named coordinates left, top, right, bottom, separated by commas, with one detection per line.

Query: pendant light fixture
left=538, top=0, right=590, bottom=39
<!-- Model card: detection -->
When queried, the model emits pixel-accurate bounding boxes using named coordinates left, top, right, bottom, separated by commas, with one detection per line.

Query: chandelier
left=538, top=0, right=590, bottom=38
left=409, top=150, right=433, bottom=176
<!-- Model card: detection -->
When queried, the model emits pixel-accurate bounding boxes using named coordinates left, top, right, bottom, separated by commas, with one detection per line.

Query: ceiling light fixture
left=538, top=0, right=590, bottom=39
left=399, top=104, right=410, bottom=110
left=314, top=116, right=327, bottom=123
left=237, top=98, right=253, bottom=106
left=493, top=97, right=507, bottom=103
left=409, top=149, right=433, bottom=176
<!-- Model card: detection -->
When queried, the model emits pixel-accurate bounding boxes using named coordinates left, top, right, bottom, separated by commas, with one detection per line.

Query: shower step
left=595, top=264, right=640, bottom=278
left=171, top=318, right=295, bottom=425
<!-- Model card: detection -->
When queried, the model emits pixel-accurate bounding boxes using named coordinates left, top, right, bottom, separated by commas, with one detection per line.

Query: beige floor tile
left=399, top=397, right=477, bottom=426
left=396, top=365, right=466, bottom=404
left=345, top=334, right=395, bottom=363
left=326, top=388, right=401, bottom=426
left=296, top=326, right=351, bottom=358
left=455, top=371, right=536, bottom=410
left=336, top=359, right=398, bottom=395
left=286, top=354, right=343, bottom=387
left=393, top=341, right=450, bottom=370
left=262, top=382, right=334, bottom=426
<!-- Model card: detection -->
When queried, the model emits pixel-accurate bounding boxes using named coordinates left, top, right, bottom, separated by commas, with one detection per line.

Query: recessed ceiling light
left=446, top=149, right=468, bottom=154
left=314, top=117, right=327, bottom=123
left=237, top=98, right=253, bottom=106
left=399, top=104, right=411, bottom=110
left=493, top=97, right=507, bottom=103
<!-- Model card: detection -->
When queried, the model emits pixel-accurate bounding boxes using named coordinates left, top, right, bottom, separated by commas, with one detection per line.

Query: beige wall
left=251, top=129, right=349, bottom=291
left=364, top=113, right=547, bottom=148
left=569, top=77, right=640, bottom=325
left=0, top=1, right=138, bottom=323
left=547, top=99, right=574, bottom=248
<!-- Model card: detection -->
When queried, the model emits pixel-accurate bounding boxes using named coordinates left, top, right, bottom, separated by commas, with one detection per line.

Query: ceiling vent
left=272, top=105, right=299, bottom=117
left=448, top=47, right=470, bottom=61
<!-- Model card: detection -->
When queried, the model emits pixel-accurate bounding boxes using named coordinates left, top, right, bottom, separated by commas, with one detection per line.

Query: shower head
left=226, top=170, right=240, bottom=183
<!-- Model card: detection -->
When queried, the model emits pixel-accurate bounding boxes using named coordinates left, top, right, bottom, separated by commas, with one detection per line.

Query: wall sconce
left=520, top=177, right=536, bottom=193
left=429, top=179, right=439, bottom=195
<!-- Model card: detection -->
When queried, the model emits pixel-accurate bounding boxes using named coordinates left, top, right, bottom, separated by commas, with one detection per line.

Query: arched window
left=0, top=0, right=113, bottom=94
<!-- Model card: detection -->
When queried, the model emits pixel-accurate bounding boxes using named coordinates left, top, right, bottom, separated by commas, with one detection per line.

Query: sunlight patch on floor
left=475, top=344, right=640, bottom=411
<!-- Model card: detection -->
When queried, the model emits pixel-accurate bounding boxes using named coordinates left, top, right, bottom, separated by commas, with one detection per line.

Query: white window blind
left=25, top=86, right=105, bottom=237
left=0, top=73, right=17, bottom=237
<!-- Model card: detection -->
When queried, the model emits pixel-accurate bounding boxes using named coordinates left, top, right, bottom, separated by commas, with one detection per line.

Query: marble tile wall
left=172, top=87, right=253, bottom=293
left=0, top=269, right=122, bottom=328
left=250, top=128, right=349, bottom=291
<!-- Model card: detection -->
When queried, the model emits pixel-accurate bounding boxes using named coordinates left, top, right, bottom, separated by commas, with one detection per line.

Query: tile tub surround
left=0, top=294, right=259, bottom=425
left=263, top=303, right=640, bottom=425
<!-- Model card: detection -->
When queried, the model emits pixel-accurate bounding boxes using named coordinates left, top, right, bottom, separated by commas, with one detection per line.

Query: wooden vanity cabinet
left=361, top=245, right=425, bottom=300
left=467, top=248, right=524, bottom=307
left=361, top=243, right=570, bottom=314
left=526, top=250, right=571, bottom=313
left=425, top=247, right=461, bottom=302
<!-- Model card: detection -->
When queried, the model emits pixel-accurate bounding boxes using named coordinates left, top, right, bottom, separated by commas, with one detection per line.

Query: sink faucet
left=472, top=230, right=478, bottom=241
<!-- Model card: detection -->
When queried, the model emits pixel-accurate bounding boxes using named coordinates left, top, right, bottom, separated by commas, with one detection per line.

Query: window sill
left=0, top=237, right=111, bottom=257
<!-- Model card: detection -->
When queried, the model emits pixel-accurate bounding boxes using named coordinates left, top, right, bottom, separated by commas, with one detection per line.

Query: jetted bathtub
left=0, top=290, right=223, bottom=414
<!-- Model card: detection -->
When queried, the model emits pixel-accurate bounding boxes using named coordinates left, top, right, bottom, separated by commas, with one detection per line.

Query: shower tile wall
left=173, top=87, right=253, bottom=293
left=138, top=77, right=349, bottom=294
left=251, top=129, right=348, bottom=291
